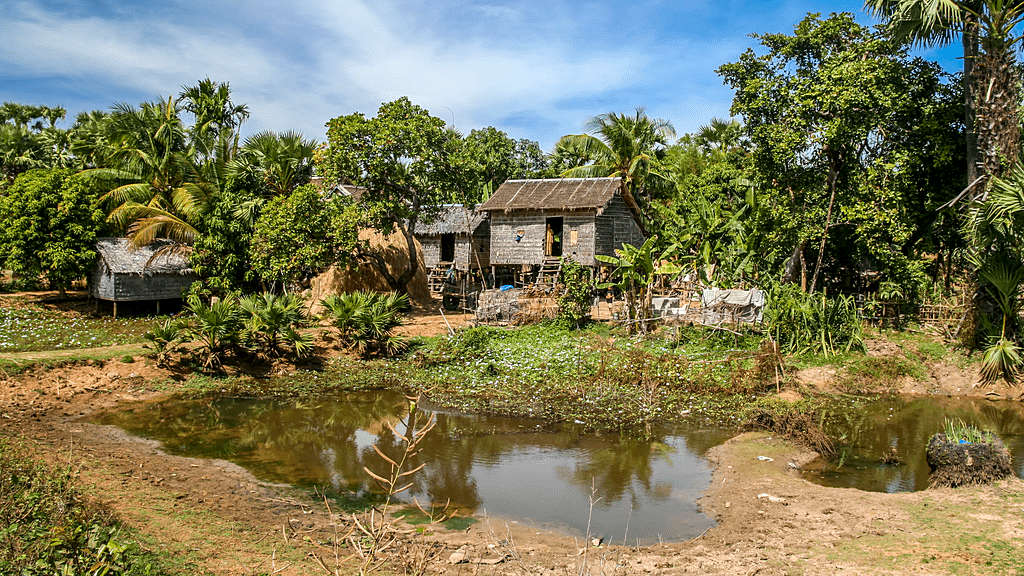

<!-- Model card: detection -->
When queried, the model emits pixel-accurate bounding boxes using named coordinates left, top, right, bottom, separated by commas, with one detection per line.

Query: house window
left=440, top=234, right=455, bottom=262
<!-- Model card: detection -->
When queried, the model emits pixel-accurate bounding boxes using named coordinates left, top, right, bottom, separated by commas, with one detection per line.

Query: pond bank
left=3, top=355, right=1024, bottom=574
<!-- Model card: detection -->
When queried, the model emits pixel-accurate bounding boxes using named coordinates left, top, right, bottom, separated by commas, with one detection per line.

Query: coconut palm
left=865, top=0, right=1024, bottom=196
left=555, top=108, right=676, bottom=214
left=81, top=97, right=212, bottom=246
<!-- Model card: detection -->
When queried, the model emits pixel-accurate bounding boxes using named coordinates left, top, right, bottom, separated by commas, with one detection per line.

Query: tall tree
left=865, top=0, right=1024, bottom=197
left=319, top=97, right=466, bottom=294
left=556, top=108, right=676, bottom=217
left=81, top=97, right=212, bottom=246
left=0, top=103, right=72, bottom=183
left=0, top=169, right=104, bottom=297
left=719, top=12, right=964, bottom=294
left=460, top=127, right=547, bottom=202
left=228, top=130, right=317, bottom=197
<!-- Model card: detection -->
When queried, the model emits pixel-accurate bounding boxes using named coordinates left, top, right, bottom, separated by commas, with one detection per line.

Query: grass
left=0, top=343, right=151, bottom=374
left=0, top=436, right=182, bottom=575
left=0, top=298, right=158, bottom=353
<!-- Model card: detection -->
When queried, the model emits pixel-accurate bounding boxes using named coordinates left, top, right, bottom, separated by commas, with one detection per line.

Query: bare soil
left=2, top=308, right=1024, bottom=574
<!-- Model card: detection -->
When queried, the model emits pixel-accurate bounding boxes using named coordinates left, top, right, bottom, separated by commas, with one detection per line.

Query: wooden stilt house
left=477, top=177, right=646, bottom=286
left=414, top=204, right=490, bottom=295
left=91, top=238, right=196, bottom=318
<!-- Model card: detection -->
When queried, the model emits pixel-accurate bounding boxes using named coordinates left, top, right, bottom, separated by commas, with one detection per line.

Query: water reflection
left=93, top=392, right=731, bottom=544
left=804, top=396, right=1024, bottom=492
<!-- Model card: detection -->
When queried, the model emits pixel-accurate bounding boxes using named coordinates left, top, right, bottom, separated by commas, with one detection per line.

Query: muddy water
left=803, top=395, right=1024, bottom=492
left=93, top=392, right=732, bottom=544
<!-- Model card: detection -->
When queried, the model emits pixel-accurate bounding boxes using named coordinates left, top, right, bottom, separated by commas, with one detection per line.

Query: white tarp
left=700, top=288, right=765, bottom=325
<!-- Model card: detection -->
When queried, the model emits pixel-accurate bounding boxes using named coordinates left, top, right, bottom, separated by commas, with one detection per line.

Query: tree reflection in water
left=93, top=392, right=731, bottom=543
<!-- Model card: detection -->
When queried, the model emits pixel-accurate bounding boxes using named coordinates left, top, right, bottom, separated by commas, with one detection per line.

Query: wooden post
left=113, top=301, right=117, bottom=319
left=156, top=299, right=161, bottom=315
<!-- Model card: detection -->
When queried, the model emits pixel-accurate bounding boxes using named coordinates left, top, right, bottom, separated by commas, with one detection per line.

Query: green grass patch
left=0, top=344, right=151, bottom=374
left=0, top=300, right=157, bottom=353
left=395, top=505, right=478, bottom=531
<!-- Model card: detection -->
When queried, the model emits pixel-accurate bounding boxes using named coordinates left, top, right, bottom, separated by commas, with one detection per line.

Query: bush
left=321, top=291, right=410, bottom=358
left=763, top=283, right=864, bottom=356
left=556, top=258, right=592, bottom=327
left=238, top=292, right=313, bottom=358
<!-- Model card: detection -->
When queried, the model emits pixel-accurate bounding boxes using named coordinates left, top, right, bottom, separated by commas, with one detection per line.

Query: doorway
left=545, top=217, right=563, bottom=257
left=440, top=234, right=456, bottom=262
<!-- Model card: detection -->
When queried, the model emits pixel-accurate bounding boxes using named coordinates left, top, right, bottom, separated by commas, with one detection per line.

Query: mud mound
left=927, top=433, right=1014, bottom=488
left=309, top=229, right=431, bottom=312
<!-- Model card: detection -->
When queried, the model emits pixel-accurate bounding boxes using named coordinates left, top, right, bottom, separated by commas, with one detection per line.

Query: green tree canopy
left=0, top=168, right=104, bottom=296
left=718, top=12, right=964, bottom=295
left=319, top=97, right=467, bottom=293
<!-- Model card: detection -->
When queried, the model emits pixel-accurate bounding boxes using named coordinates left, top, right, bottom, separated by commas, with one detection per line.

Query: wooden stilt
left=113, top=301, right=117, bottom=319
left=156, top=300, right=161, bottom=315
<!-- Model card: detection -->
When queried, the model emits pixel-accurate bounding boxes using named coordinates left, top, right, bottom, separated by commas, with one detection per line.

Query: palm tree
left=80, top=97, right=212, bottom=246
left=555, top=108, right=676, bottom=215
left=227, top=130, right=317, bottom=197
left=695, top=117, right=747, bottom=154
left=865, top=0, right=1024, bottom=197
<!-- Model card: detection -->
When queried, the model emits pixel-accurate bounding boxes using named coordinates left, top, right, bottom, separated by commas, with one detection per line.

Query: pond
left=93, top=391, right=733, bottom=545
left=802, top=395, right=1024, bottom=492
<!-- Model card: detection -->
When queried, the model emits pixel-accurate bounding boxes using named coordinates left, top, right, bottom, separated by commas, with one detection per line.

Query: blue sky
left=1, top=0, right=962, bottom=150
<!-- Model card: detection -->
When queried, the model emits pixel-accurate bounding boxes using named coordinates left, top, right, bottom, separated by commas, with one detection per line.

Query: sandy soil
left=2, top=310, right=1024, bottom=574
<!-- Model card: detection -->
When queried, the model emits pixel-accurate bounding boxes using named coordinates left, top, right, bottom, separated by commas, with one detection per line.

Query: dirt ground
left=2, top=304, right=1024, bottom=574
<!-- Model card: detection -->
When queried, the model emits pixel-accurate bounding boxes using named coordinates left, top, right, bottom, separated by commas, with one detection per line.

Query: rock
left=106, top=372, right=120, bottom=380
left=448, top=550, right=468, bottom=564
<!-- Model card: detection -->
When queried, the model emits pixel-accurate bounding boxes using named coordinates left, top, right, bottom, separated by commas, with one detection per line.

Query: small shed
left=415, top=204, right=490, bottom=272
left=478, top=177, right=646, bottom=284
left=91, top=237, right=197, bottom=317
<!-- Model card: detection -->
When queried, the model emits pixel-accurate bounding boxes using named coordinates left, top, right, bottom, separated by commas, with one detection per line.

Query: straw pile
left=309, top=229, right=431, bottom=313
left=513, top=297, right=559, bottom=324
left=926, top=433, right=1013, bottom=488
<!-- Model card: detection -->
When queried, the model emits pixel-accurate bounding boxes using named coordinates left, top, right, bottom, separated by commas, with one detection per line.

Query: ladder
left=535, top=258, right=562, bottom=292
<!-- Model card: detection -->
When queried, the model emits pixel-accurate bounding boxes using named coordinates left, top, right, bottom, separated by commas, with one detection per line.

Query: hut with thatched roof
left=478, top=177, right=646, bottom=285
left=415, top=204, right=490, bottom=272
left=91, top=237, right=196, bottom=317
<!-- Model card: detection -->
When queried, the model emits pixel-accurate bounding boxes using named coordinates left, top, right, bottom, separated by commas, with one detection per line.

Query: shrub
left=184, top=294, right=241, bottom=369
left=143, top=319, right=185, bottom=367
left=321, top=291, right=410, bottom=358
left=238, top=292, right=313, bottom=358
left=763, top=283, right=865, bottom=356
left=557, top=257, right=592, bottom=327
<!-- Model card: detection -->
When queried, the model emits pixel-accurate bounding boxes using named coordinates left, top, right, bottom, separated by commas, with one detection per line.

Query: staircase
left=535, top=258, right=562, bottom=292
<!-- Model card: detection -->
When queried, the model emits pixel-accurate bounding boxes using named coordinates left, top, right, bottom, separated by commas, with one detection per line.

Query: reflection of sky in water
left=803, top=396, right=1024, bottom=493
left=93, top=393, right=728, bottom=545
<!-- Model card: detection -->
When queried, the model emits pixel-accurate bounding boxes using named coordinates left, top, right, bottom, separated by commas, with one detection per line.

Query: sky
left=1, top=0, right=963, bottom=151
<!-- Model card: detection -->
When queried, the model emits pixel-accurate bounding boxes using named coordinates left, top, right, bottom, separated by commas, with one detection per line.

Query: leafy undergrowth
left=0, top=436, right=180, bottom=574
left=0, top=299, right=157, bottom=353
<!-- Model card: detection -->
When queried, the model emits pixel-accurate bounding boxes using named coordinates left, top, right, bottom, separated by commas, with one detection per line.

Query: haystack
left=926, top=433, right=1014, bottom=488
left=309, top=229, right=431, bottom=312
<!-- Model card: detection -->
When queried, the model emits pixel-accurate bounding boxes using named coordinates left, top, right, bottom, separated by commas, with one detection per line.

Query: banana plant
left=596, top=235, right=685, bottom=333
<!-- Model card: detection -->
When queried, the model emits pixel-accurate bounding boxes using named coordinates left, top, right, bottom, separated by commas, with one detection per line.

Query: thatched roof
left=95, top=237, right=194, bottom=276
left=479, top=177, right=625, bottom=212
left=414, top=204, right=487, bottom=236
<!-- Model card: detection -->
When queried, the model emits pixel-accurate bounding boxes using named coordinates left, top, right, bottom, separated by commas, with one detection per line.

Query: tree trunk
left=809, top=153, right=841, bottom=294
left=964, top=19, right=980, bottom=197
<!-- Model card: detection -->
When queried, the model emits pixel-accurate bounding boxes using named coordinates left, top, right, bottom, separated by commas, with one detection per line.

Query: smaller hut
left=91, top=237, right=196, bottom=317
left=415, top=205, right=490, bottom=272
